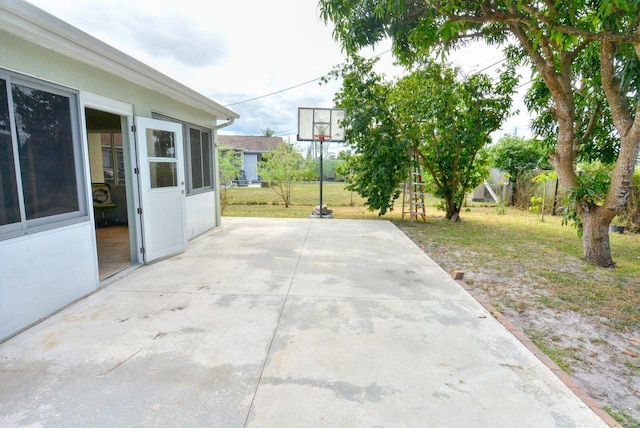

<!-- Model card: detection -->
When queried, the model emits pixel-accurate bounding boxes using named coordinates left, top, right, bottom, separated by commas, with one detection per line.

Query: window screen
left=12, top=83, right=79, bottom=219
left=188, top=127, right=213, bottom=192
left=0, top=71, right=84, bottom=237
left=0, top=79, right=20, bottom=226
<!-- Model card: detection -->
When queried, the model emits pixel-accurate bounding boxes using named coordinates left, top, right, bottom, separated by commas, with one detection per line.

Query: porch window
left=150, top=113, right=214, bottom=194
left=188, top=126, right=212, bottom=192
left=0, top=71, right=84, bottom=235
left=146, top=129, right=178, bottom=188
left=101, top=132, right=125, bottom=185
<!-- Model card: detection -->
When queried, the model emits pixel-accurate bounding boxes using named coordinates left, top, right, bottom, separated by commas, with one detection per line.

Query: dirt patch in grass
left=396, top=213, right=640, bottom=424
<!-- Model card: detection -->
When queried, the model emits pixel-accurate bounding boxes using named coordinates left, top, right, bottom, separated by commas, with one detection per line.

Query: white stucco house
left=0, top=1, right=239, bottom=342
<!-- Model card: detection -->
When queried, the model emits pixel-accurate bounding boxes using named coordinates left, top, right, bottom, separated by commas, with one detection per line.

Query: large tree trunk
left=550, top=100, right=625, bottom=268
left=444, top=196, right=460, bottom=221
left=579, top=40, right=640, bottom=267
left=580, top=208, right=615, bottom=268
left=509, top=26, right=627, bottom=268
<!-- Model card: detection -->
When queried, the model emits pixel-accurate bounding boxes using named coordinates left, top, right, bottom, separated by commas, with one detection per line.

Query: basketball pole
left=319, top=136, right=324, bottom=218
left=299, top=107, right=346, bottom=219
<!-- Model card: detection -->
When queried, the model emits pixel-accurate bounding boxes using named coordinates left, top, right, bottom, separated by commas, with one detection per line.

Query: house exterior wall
left=0, top=28, right=223, bottom=341
left=0, top=222, right=97, bottom=340
left=186, top=192, right=217, bottom=239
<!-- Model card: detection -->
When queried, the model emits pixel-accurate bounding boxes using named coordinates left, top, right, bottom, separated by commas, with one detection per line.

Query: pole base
left=310, top=204, right=333, bottom=218
left=309, top=214, right=334, bottom=219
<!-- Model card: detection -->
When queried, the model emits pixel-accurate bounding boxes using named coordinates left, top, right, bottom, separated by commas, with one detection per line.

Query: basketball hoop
left=297, top=107, right=346, bottom=219
left=297, top=108, right=346, bottom=142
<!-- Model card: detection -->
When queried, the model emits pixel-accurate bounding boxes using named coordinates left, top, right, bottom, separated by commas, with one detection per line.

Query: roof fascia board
left=0, top=0, right=239, bottom=120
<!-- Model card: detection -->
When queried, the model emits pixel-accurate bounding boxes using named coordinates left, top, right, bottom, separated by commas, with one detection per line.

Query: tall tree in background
left=328, top=56, right=515, bottom=219
left=392, top=60, right=516, bottom=219
left=261, top=128, right=276, bottom=137
left=319, top=0, right=640, bottom=267
left=489, top=135, right=549, bottom=205
left=217, top=146, right=241, bottom=212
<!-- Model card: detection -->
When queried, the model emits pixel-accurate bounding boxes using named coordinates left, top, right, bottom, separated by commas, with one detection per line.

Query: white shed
left=0, top=1, right=239, bottom=341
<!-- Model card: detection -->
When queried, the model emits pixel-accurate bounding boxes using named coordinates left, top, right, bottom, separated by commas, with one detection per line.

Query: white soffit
left=0, top=0, right=239, bottom=121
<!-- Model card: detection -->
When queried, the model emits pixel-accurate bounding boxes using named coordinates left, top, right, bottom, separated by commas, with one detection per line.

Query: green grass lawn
left=221, top=181, right=401, bottom=219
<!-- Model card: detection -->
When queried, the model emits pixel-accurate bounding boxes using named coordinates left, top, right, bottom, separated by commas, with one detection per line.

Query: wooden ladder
left=402, top=148, right=426, bottom=222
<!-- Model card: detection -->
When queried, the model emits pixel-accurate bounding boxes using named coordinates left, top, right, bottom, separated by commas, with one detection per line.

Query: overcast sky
left=26, top=0, right=532, bottom=142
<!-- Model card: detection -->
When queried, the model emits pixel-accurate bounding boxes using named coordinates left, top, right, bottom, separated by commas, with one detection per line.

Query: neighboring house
left=0, top=1, right=239, bottom=341
left=218, top=135, right=283, bottom=183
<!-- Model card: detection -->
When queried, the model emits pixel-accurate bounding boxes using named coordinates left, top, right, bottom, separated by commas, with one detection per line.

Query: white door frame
left=80, top=92, right=142, bottom=270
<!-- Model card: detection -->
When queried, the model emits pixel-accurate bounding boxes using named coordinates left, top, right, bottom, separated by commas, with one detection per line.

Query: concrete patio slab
left=0, top=217, right=609, bottom=427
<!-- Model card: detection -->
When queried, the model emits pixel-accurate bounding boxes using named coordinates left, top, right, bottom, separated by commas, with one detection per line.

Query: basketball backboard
left=297, top=107, right=346, bottom=142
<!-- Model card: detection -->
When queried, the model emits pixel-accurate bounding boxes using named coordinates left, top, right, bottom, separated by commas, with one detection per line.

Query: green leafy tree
left=328, top=56, right=515, bottom=219
left=319, top=0, right=640, bottom=267
left=327, top=55, right=409, bottom=215
left=490, top=136, right=548, bottom=178
left=218, top=146, right=240, bottom=185
left=258, top=142, right=311, bottom=207
left=489, top=135, right=549, bottom=205
left=261, top=128, right=276, bottom=137
left=393, top=60, right=516, bottom=219
left=531, top=171, right=558, bottom=222
left=217, top=145, right=241, bottom=212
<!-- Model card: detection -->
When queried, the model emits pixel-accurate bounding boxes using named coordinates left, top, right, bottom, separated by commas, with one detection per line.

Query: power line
left=224, top=49, right=392, bottom=108
left=224, top=51, right=527, bottom=111
left=475, top=58, right=506, bottom=74
left=224, top=77, right=325, bottom=107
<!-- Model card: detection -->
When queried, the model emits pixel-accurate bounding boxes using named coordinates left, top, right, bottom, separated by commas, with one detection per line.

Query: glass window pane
left=202, top=131, right=211, bottom=187
left=12, top=83, right=79, bottom=220
left=149, top=161, right=177, bottom=188
left=147, top=129, right=175, bottom=158
left=114, top=133, right=125, bottom=185
left=101, top=133, right=114, bottom=184
left=0, top=79, right=20, bottom=226
left=190, top=128, right=203, bottom=189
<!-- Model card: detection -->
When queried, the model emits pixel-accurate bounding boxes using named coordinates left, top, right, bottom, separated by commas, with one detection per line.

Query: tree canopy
left=328, top=56, right=516, bottom=219
left=319, top=0, right=640, bottom=267
left=392, top=60, right=516, bottom=219
left=489, top=135, right=548, bottom=179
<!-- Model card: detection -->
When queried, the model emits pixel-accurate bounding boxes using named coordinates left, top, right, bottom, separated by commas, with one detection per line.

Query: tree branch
left=568, top=39, right=591, bottom=61
left=600, top=38, right=640, bottom=213
left=431, top=1, right=639, bottom=45
left=417, top=148, right=443, bottom=193
left=600, top=41, right=633, bottom=137
left=445, top=27, right=508, bottom=44
left=580, top=103, right=602, bottom=146
left=508, top=23, right=547, bottom=76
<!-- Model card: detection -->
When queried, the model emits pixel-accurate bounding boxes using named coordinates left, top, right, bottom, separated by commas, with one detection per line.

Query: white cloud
left=25, top=0, right=532, bottom=140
